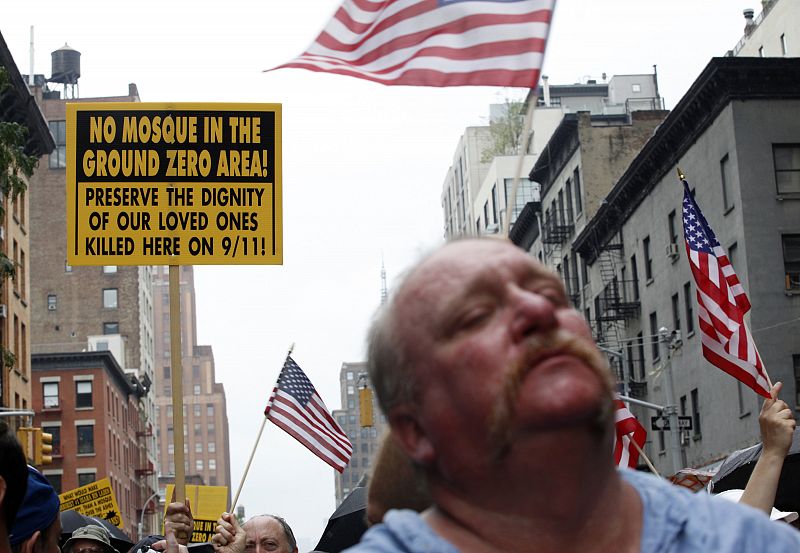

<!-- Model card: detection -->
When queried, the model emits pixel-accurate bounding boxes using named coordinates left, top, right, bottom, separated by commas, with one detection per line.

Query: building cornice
left=573, top=57, right=800, bottom=263
left=32, top=351, right=137, bottom=396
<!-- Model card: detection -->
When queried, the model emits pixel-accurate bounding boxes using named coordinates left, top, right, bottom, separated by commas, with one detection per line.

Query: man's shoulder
left=343, top=510, right=459, bottom=553
left=621, top=468, right=800, bottom=552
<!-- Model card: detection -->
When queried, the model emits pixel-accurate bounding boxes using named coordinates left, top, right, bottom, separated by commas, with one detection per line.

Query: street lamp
left=138, top=491, right=159, bottom=540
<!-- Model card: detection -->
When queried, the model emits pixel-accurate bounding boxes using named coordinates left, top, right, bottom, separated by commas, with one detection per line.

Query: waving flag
left=681, top=179, right=770, bottom=397
left=270, top=0, right=556, bottom=87
left=613, top=398, right=646, bottom=469
left=265, top=355, right=353, bottom=471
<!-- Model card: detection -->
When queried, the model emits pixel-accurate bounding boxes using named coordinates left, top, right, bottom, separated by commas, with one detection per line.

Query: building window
left=164, top=366, right=171, bottom=379
left=793, top=355, right=800, bottom=406
left=573, top=167, right=582, bottom=214
left=691, top=388, right=702, bottom=437
left=720, top=154, right=733, bottom=210
left=196, top=459, right=203, bottom=471
left=209, top=459, right=216, bottom=471
left=346, top=372, right=354, bottom=381
left=47, top=294, right=57, bottom=311
left=630, top=254, right=640, bottom=301
left=103, top=266, right=118, bottom=274
left=658, top=430, right=665, bottom=452
left=103, top=288, right=118, bottom=309
left=75, top=381, right=92, bottom=408
left=671, top=293, right=681, bottom=334
left=208, top=422, right=215, bottom=434
left=208, top=442, right=216, bottom=453
left=194, top=423, right=201, bottom=436
left=193, top=365, right=200, bottom=378
left=783, top=235, right=800, bottom=291
left=103, top=322, right=119, bottom=335
left=347, top=398, right=355, bottom=409
left=78, top=472, right=96, bottom=487
left=649, top=312, right=659, bottom=362
left=207, top=404, right=214, bottom=417
left=774, top=145, right=800, bottom=195
left=643, top=237, right=653, bottom=281
left=168, top=444, right=174, bottom=454
left=167, top=406, right=173, bottom=419
left=491, top=185, right=499, bottom=224
left=193, top=384, right=201, bottom=395
left=637, top=332, right=645, bottom=381
left=194, top=404, right=201, bottom=417
left=48, top=121, right=67, bottom=169
left=667, top=210, right=678, bottom=245
left=347, top=385, right=354, bottom=395
left=76, top=425, right=94, bottom=454
left=504, top=177, right=536, bottom=224
left=195, top=442, right=203, bottom=453
left=684, top=282, right=695, bottom=334
left=43, top=382, right=59, bottom=409
left=42, top=425, right=61, bottom=456
left=44, top=473, right=62, bottom=494
left=632, top=83, right=641, bottom=93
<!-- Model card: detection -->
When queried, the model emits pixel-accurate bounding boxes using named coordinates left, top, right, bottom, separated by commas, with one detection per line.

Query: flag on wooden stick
left=681, top=178, right=770, bottom=397
left=265, top=355, right=353, bottom=471
left=269, top=0, right=556, bottom=87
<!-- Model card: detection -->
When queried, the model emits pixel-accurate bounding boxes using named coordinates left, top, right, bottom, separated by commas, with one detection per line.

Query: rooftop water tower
left=50, top=43, right=80, bottom=98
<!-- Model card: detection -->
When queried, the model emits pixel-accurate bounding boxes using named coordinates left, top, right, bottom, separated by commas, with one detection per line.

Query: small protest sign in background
left=164, top=484, right=229, bottom=543
left=59, top=477, right=124, bottom=528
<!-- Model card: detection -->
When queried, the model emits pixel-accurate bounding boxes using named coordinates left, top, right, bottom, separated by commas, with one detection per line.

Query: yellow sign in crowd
left=59, top=478, right=124, bottom=528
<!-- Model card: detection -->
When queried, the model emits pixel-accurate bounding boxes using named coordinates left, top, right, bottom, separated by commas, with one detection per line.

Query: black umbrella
left=711, top=428, right=800, bottom=513
left=60, top=510, right=134, bottom=553
left=314, top=487, right=368, bottom=553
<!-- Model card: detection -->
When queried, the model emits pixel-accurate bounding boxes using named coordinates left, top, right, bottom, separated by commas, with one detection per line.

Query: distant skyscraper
left=152, top=266, right=232, bottom=505
left=331, top=361, right=386, bottom=505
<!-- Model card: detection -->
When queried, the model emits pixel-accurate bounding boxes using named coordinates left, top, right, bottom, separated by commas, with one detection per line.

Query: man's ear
left=21, top=530, right=41, bottom=553
left=388, top=407, right=435, bottom=467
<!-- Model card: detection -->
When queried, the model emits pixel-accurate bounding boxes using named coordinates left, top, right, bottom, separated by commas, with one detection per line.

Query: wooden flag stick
left=169, top=265, right=186, bottom=504
left=230, top=344, right=295, bottom=511
left=628, top=433, right=660, bottom=477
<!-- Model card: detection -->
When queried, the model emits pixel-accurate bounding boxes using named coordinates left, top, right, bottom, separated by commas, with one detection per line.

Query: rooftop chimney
left=743, top=8, right=756, bottom=35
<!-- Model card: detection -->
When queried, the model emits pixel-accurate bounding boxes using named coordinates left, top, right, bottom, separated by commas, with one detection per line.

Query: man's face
left=243, top=517, right=295, bottom=553
left=68, top=539, right=105, bottom=553
left=393, top=240, right=614, bottom=474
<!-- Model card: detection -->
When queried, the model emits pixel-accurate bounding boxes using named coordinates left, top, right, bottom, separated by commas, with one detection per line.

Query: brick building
left=25, top=66, right=158, bottom=535
left=32, top=351, right=149, bottom=533
left=0, top=31, right=54, bottom=417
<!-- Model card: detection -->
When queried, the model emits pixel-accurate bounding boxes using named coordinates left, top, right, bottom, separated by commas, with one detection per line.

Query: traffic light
left=15, top=427, right=53, bottom=465
left=359, top=386, right=373, bottom=428
left=16, top=427, right=35, bottom=463
left=37, top=429, right=53, bottom=465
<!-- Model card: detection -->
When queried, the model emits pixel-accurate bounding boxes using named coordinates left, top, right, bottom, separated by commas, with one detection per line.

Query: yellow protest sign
left=66, top=102, right=282, bottom=265
left=164, top=484, right=228, bottom=543
left=59, top=477, right=124, bottom=528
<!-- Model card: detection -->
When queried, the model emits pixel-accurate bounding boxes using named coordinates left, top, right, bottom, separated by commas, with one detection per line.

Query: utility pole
left=659, top=327, right=683, bottom=476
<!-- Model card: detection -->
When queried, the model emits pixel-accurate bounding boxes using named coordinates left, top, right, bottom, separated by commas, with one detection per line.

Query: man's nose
left=509, top=288, right=558, bottom=342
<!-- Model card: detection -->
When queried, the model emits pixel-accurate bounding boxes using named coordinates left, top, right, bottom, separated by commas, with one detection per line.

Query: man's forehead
left=245, top=516, right=283, bottom=537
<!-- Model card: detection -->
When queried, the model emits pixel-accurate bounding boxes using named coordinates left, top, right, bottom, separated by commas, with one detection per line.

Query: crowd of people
left=2, top=238, right=800, bottom=552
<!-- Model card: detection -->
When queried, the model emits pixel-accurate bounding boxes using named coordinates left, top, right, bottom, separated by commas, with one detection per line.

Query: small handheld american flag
left=265, top=355, right=353, bottom=472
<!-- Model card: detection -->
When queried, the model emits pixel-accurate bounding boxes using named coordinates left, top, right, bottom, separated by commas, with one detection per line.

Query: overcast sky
left=3, top=0, right=756, bottom=549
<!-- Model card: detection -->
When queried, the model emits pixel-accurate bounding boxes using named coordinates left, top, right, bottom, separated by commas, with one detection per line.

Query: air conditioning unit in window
left=0, top=305, right=7, bottom=318
left=665, top=243, right=680, bottom=258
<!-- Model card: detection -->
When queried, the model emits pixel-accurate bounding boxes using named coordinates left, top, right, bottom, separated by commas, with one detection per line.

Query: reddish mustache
left=488, top=329, right=611, bottom=459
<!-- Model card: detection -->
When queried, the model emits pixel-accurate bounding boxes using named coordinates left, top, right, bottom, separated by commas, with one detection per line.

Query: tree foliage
left=0, top=67, right=37, bottom=282
left=481, top=99, right=527, bottom=163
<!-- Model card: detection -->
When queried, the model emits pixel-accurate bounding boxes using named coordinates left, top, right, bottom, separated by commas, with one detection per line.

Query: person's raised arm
left=739, top=382, right=796, bottom=515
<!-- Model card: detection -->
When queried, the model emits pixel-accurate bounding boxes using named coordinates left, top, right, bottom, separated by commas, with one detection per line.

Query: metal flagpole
left=230, top=343, right=294, bottom=511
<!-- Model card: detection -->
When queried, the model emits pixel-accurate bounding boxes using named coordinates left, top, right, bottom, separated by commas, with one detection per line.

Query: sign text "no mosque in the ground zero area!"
left=66, top=102, right=282, bottom=265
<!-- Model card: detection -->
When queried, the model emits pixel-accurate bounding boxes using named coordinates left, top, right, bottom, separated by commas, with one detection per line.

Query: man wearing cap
left=9, top=466, right=60, bottom=553
left=0, top=422, right=28, bottom=553
left=62, top=526, right=120, bottom=553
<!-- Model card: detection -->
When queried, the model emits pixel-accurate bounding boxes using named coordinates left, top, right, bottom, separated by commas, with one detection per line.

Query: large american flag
left=613, top=398, right=646, bottom=469
left=271, top=0, right=556, bottom=87
left=264, top=356, right=353, bottom=472
left=681, top=180, right=770, bottom=398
